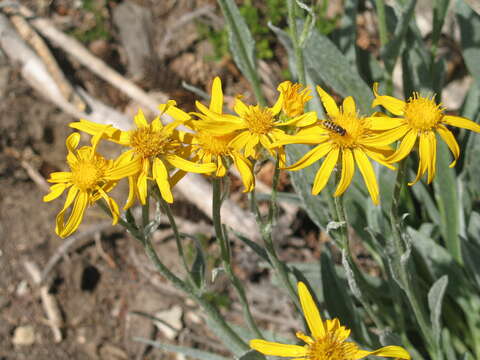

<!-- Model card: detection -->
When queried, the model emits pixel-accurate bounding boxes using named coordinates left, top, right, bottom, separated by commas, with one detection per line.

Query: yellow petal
left=106, top=155, right=141, bottom=180
left=362, top=147, right=396, bottom=170
left=170, top=169, right=187, bottom=187
left=360, top=124, right=410, bottom=146
left=244, top=134, right=260, bottom=159
left=334, top=148, right=355, bottom=197
left=312, top=147, right=339, bottom=195
left=354, top=345, right=411, bottom=359
left=316, top=86, right=339, bottom=118
left=123, top=176, right=138, bottom=210
left=367, top=116, right=406, bottom=130
left=286, top=142, right=332, bottom=171
left=98, top=187, right=119, bottom=225
left=298, top=282, right=325, bottom=339
left=371, top=83, right=406, bottom=116
left=354, top=148, right=379, bottom=205
left=443, top=115, right=480, bottom=132
left=277, top=111, right=317, bottom=127
left=66, top=132, right=81, bottom=152
left=408, top=132, right=429, bottom=186
left=233, top=97, right=249, bottom=117
left=134, top=108, right=148, bottom=128
left=342, top=96, right=356, bottom=114
left=209, top=76, right=224, bottom=113
left=229, top=131, right=251, bottom=151
left=165, top=154, right=217, bottom=173
left=161, top=104, right=191, bottom=123
left=437, top=124, right=459, bottom=167
left=137, top=159, right=150, bottom=204
left=43, top=183, right=70, bottom=202
left=232, top=153, right=255, bottom=192
left=249, top=340, right=307, bottom=358
left=57, top=190, right=88, bottom=238
left=153, top=158, right=174, bottom=203
left=271, top=91, right=284, bottom=116
left=47, top=171, right=72, bottom=183
left=426, top=131, right=437, bottom=184
left=387, top=129, right=418, bottom=163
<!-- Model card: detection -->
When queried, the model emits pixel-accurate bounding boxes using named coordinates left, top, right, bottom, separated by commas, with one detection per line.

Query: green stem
left=212, top=178, right=264, bottom=339
left=375, top=0, right=389, bottom=48
left=143, top=235, right=249, bottom=353
left=104, top=200, right=249, bottom=353
left=250, top=159, right=301, bottom=311
left=389, top=160, right=438, bottom=358
left=217, top=0, right=266, bottom=106
left=287, top=0, right=306, bottom=85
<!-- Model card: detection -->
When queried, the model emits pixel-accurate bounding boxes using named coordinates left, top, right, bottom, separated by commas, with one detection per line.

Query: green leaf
left=285, top=144, right=332, bottom=230
left=238, top=350, right=266, bottom=360
left=133, top=337, right=229, bottom=360
left=382, top=0, right=417, bottom=74
left=401, top=32, right=431, bottom=95
left=456, top=1, right=480, bottom=82
left=205, top=317, right=247, bottom=357
left=428, top=275, right=448, bottom=346
left=461, top=237, right=480, bottom=289
left=302, top=26, right=373, bottom=113
left=191, top=236, right=206, bottom=288
left=432, top=0, right=450, bottom=49
left=217, top=0, right=260, bottom=101
left=331, top=0, right=358, bottom=63
left=433, top=140, right=464, bottom=264
left=320, top=251, right=362, bottom=340
left=231, top=229, right=271, bottom=265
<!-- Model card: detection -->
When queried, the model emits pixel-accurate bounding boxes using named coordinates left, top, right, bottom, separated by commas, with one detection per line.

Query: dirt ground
left=0, top=1, right=321, bottom=359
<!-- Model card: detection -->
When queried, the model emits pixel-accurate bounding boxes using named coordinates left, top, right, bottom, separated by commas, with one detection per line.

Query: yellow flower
left=273, top=86, right=394, bottom=205
left=163, top=77, right=255, bottom=191
left=250, top=282, right=411, bottom=360
left=277, top=80, right=312, bottom=118
left=369, top=83, right=480, bottom=185
left=70, top=106, right=216, bottom=206
left=191, top=82, right=317, bottom=164
left=43, top=132, right=141, bottom=238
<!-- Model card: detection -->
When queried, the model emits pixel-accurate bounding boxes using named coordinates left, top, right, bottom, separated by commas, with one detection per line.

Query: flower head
left=250, top=282, right=410, bottom=360
left=43, top=132, right=141, bottom=238
left=70, top=106, right=216, bottom=206
left=369, top=83, right=480, bottom=185
left=272, top=86, right=394, bottom=205
left=278, top=80, right=312, bottom=118
left=163, top=77, right=255, bottom=192
left=192, top=86, right=316, bottom=165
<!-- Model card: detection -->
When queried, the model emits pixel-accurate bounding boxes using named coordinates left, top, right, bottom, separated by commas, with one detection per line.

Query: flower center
left=70, top=155, right=108, bottom=192
left=244, top=105, right=274, bottom=135
left=307, top=334, right=359, bottom=360
left=197, top=133, right=233, bottom=156
left=404, top=93, right=444, bottom=131
left=325, top=111, right=367, bottom=148
left=130, top=127, right=169, bottom=158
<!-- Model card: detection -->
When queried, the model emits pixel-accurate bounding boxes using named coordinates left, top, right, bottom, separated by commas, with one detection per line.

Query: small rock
left=12, top=325, right=35, bottom=346
left=153, top=305, right=183, bottom=340
left=15, top=280, right=29, bottom=297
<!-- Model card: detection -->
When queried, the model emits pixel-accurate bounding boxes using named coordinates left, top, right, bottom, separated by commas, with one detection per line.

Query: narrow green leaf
left=320, top=252, right=362, bottom=340
left=428, top=275, right=448, bottom=346
left=238, top=350, right=266, bottom=360
left=302, top=27, right=373, bottom=113
left=331, top=0, right=358, bottom=63
left=231, top=229, right=271, bottom=265
left=382, top=0, right=417, bottom=74
left=433, top=140, right=463, bottom=264
left=456, top=1, right=480, bottom=82
left=133, top=337, right=229, bottom=360
left=401, top=32, right=431, bottom=95
left=191, top=237, right=206, bottom=288
left=205, top=317, right=247, bottom=357
left=461, top=237, right=480, bottom=289
left=432, top=0, right=450, bottom=49
left=441, top=328, right=457, bottom=360
left=286, top=144, right=331, bottom=230
left=217, top=0, right=262, bottom=104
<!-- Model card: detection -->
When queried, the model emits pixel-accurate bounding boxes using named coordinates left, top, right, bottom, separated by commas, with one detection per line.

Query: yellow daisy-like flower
left=43, top=132, right=141, bottom=238
left=273, top=86, right=394, bottom=205
left=163, top=77, right=255, bottom=192
left=192, top=84, right=317, bottom=164
left=250, top=282, right=411, bottom=360
left=70, top=106, right=216, bottom=206
left=369, top=83, right=480, bottom=185
left=277, top=80, right=313, bottom=118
